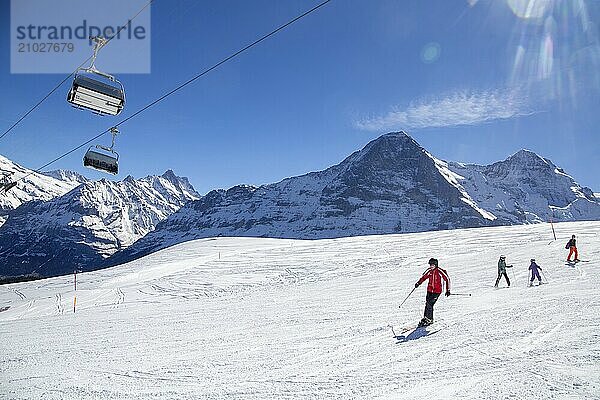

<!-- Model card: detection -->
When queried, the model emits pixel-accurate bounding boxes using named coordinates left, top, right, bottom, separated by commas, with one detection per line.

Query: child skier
left=414, top=258, right=450, bottom=327
left=528, top=259, right=543, bottom=286
left=495, top=255, right=513, bottom=287
left=566, top=235, right=579, bottom=262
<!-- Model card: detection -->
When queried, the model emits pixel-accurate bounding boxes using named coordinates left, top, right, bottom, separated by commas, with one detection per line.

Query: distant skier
left=494, top=255, right=513, bottom=288
left=565, top=235, right=579, bottom=262
left=414, top=258, right=450, bottom=327
left=528, top=259, right=543, bottom=286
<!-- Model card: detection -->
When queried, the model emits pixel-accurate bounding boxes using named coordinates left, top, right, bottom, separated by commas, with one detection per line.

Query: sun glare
left=507, top=0, right=600, bottom=108
left=506, top=0, right=553, bottom=20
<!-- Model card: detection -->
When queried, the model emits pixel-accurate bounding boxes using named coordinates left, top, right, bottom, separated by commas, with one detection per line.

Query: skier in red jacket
left=415, top=258, right=451, bottom=327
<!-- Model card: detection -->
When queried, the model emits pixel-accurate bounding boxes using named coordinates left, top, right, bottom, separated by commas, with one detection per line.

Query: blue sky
left=1, top=0, right=599, bottom=194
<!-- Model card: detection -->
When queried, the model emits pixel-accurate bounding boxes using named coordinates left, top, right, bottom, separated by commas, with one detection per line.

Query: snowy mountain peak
left=505, top=149, right=552, bottom=167
left=345, top=131, right=424, bottom=166
left=446, top=147, right=600, bottom=223
left=161, top=169, right=178, bottom=181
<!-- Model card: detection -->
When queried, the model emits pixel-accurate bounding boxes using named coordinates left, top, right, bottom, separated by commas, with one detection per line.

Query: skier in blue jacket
left=528, top=259, right=543, bottom=286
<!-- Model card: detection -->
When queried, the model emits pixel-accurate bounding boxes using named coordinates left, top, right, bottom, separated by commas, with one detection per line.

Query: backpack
left=565, top=241, right=570, bottom=249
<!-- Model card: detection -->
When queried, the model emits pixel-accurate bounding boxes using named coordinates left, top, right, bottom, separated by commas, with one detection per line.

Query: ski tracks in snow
left=112, top=288, right=125, bottom=308
left=55, top=293, right=64, bottom=315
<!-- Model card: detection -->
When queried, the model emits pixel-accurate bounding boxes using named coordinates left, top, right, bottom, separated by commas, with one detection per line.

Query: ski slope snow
left=1, top=221, right=599, bottom=399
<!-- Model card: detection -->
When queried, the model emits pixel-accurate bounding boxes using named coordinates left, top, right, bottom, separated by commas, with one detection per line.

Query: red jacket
left=417, top=266, right=450, bottom=294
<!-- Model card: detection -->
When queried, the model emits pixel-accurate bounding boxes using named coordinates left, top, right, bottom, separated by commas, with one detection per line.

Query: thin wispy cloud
left=356, top=89, right=533, bottom=131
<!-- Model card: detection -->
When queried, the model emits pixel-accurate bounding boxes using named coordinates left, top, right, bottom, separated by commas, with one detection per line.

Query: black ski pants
left=495, top=271, right=510, bottom=287
left=424, top=291, right=440, bottom=320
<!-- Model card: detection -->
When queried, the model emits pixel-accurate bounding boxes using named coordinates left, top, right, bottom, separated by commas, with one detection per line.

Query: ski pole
left=398, top=287, right=417, bottom=309
left=540, top=270, right=549, bottom=284
left=449, top=293, right=471, bottom=297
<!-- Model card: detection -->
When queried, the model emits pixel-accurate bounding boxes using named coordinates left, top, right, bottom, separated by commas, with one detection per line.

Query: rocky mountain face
left=0, top=170, right=199, bottom=278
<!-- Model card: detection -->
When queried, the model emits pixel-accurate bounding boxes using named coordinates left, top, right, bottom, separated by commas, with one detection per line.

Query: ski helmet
left=428, top=258, right=438, bottom=266
left=500, top=255, right=506, bottom=259
left=530, top=258, right=535, bottom=262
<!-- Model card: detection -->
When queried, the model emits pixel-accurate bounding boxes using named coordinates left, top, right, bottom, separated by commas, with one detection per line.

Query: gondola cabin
left=67, top=74, right=125, bottom=116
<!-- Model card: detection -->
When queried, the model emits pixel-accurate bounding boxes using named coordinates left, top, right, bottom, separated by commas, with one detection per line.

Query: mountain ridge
left=0, top=170, right=199, bottom=278
left=2, top=131, right=599, bottom=279
left=110, top=132, right=600, bottom=266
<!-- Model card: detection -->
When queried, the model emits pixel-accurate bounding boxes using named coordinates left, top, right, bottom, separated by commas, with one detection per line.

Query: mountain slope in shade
left=0, top=170, right=199, bottom=278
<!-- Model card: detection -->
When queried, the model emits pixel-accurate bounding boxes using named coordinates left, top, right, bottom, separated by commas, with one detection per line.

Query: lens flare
left=508, top=0, right=600, bottom=110
left=421, top=42, right=441, bottom=64
left=507, top=0, right=552, bottom=20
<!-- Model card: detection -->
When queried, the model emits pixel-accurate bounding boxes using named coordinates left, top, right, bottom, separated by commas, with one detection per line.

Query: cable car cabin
left=67, top=74, right=125, bottom=116
left=83, top=148, right=119, bottom=175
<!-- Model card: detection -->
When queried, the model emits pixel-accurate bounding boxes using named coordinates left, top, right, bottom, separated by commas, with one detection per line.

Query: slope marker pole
left=548, top=207, right=557, bottom=244
left=73, top=269, right=77, bottom=313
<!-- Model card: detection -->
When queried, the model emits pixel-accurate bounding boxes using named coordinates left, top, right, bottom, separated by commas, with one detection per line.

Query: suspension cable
left=0, top=0, right=155, bottom=143
left=14, top=0, right=333, bottom=184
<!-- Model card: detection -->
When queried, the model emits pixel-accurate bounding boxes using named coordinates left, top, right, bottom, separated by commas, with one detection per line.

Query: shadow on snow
left=395, top=327, right=439, bottom=343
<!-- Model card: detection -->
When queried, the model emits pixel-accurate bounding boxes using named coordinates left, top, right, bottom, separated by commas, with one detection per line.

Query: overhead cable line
left=0, top=0, right=156, bottom=143
left=15, top=0, right=333, bottom=183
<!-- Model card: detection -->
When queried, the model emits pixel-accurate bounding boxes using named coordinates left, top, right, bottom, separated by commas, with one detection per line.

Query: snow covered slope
left=0, top=221, right=598, bottom=399
left=0, top=170, right=199, bottom=278
left=0, top=154, right=81, bottom=226
left=115, top=132, right=599, bottom=263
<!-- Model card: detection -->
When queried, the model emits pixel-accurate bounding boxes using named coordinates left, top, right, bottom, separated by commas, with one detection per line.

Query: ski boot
left=418, top=317, right=433, bottom=327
